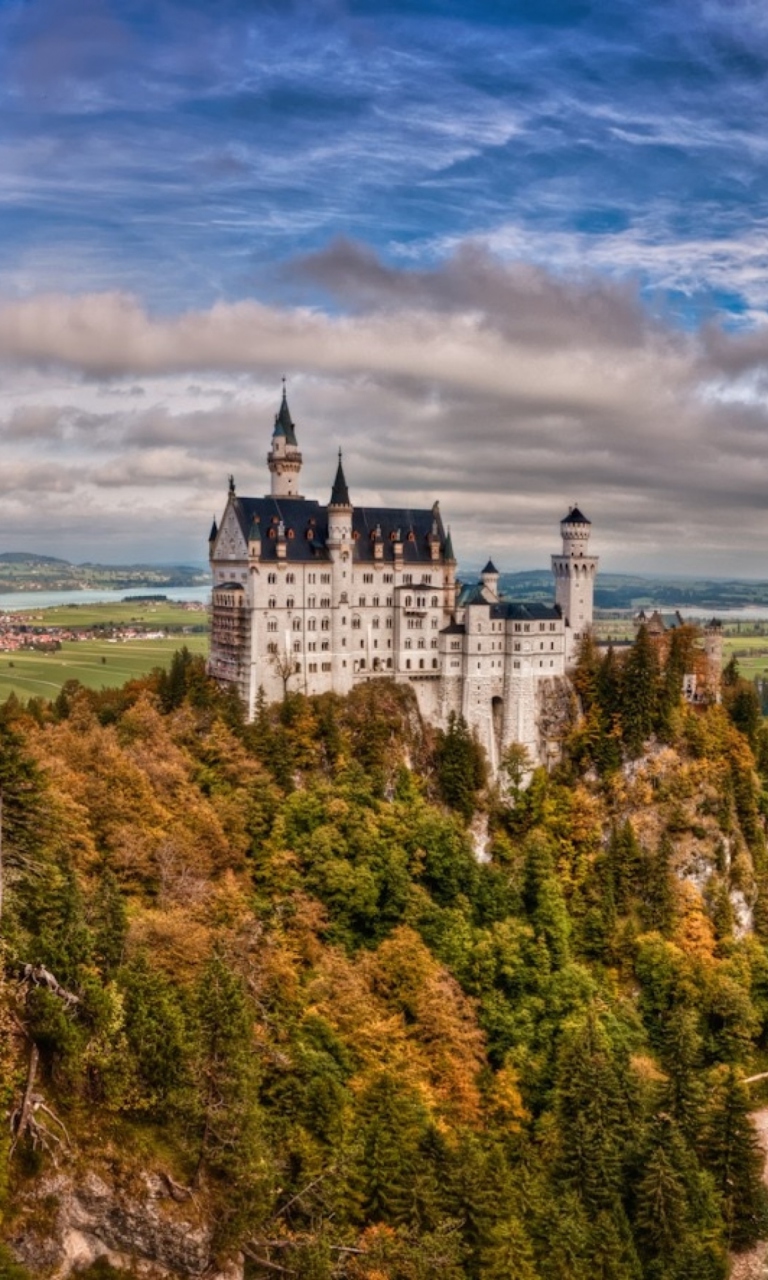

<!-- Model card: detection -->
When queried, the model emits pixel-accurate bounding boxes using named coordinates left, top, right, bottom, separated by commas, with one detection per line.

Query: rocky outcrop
left=8, top=1170, right=243, bottom=1280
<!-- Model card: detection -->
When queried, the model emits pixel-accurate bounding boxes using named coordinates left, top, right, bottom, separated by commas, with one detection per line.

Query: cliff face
left=11, top=1170, right=242, bottom=1279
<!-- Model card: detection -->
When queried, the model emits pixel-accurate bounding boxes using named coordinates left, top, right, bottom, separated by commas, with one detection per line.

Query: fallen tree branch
left=9, top=1042, right=39, bottom=1156
left=241, top=1246, right=296, bottom=1275
left=19, top=964, right=79, bottom=1007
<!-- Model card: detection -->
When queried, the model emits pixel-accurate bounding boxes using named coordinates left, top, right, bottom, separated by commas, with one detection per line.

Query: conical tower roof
left=273, top=384, right=297, bottom=446
left=562, top=505, right=590, bottom=525
left=444, top=527, right=456, bottom=562
left=329, top=450, right=351, bottom=507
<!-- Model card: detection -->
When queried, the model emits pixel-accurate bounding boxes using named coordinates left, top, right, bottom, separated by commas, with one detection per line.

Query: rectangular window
left=321, top=573, right=331, bottom=584
left=363, top=573, right=373, bottom=583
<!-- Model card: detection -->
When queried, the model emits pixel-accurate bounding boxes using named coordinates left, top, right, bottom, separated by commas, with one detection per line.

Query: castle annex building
left=208, top=388, right=598, bottom=769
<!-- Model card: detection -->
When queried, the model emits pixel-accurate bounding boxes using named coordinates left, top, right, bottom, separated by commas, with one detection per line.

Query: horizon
left=2, top=2, right=768, bottom=573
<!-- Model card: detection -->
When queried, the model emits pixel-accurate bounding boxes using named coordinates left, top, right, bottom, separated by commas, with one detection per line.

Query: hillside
left=1, top=639, right=768, bottom=1278
left=497, top=570, right=768, bottom=612
left=0, top=556, right=209, bottom=593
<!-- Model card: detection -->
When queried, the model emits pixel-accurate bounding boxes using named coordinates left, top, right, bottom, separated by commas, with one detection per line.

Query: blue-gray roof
left=561, top=505, right=590, bottom=525
left=226, top=496, right=448, bottom=564
left=273, top=388, right=298, bottom=446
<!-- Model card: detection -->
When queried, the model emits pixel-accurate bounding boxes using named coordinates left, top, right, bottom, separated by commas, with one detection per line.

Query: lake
left=0, top=584, right=212, bottom=612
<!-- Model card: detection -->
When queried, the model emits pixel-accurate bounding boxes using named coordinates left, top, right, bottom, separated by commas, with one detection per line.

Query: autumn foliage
left=1, top=643, right=768, bottom=1279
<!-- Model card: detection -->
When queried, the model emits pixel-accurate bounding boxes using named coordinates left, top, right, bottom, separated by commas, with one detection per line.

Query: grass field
left=11, top=600, right=207, bottom=630
left=0, top=635, right=209, bottom=702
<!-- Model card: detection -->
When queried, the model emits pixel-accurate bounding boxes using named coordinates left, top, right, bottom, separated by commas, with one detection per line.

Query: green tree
left=621, top=626, right=660, bottom=757
left=702, top=1068, right=768, bottom=1250
left=436, top=713, right=486, bottom=821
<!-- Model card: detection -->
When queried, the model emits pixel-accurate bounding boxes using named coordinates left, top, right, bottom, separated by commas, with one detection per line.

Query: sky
left=2, top=0, right=768, bottom=574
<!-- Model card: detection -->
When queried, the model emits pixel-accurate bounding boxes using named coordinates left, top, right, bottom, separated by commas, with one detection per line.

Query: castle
left=207, top=387, right=598, bottom=769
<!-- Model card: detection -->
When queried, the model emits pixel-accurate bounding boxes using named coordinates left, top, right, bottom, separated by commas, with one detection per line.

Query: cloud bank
left=1, top=242, right=767, bottom=574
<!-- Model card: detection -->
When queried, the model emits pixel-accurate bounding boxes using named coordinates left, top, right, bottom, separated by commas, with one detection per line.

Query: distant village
left=0, top=600, right=207, bottom=653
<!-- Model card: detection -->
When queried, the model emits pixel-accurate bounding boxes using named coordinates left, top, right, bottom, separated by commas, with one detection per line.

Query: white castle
left=208, top=387, right=598, bottom=769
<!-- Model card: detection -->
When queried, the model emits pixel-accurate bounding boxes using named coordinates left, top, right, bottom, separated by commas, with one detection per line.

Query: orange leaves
left=310, top=927, right=486, bottom=1126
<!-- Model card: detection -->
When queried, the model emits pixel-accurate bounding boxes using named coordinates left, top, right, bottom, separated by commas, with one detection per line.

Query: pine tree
left=702, top=1068, right=768, bottom=1250
left=436, top=713, right=486, bottom=821
left=554, top=1007, right=633, bottom=1216
left=642, top=834, right=677, bottom=936
left=621, top=625, right=660, bottom=757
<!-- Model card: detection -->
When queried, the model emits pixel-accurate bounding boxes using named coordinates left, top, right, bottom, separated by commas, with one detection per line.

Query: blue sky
left=1, top=0, right=768, bottom=572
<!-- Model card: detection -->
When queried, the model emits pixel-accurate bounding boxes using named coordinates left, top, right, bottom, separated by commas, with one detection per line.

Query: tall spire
left=444, top=527, right=456, bottom=562
left=267, top=381, right=303, bottom=498
left=273, top=379, right=297, bottom=446
left=330, top=448, right=351, bottom=507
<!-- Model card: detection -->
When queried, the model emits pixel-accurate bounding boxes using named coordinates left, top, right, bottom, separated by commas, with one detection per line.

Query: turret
left=551, top=505, right=598, bottom=666
left=327, top=450, right=352, bottom=545
left=267, top=383, right=303, bottom=498
left=480, top=559, right=499, bottom=600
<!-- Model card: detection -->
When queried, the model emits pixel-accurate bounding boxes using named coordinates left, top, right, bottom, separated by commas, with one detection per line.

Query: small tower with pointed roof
left=267, top=382, right=303, bottom=498
left=551, top=505, right=599, bottom=665
left=327, top=449, right=352, bottom=545
left=480, top=559, right=500, bottom=601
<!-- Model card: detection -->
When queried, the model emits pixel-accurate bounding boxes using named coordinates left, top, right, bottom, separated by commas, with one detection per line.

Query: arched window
left=268, top=573, right=277, bottom=584
left=372, top=617, right=380, bottom=629
left=431, top=596, right=438, bottom=607
left=352, top=616, right=361, bottom=630
left=432, top=658, right=438, bottom=669
left=405, top=638, right=412, bottom=649
left=286, top=597, right=294, bottom=610
left=286, top=573, right=295, bottom=584
left=268, top=596, right=277, bottom=609
left=292, top=618, right=301, bottom=631
left=293, top=640, right=300, bottom=652
left=405, top=596, right=412, bottom=607
left=307, top=618, right=316, bottom=631
left=418, top=638, right=425, bottom=649
left=321, top=617, right=330, bottom=631
left=267, top=618, right=278, bottom=633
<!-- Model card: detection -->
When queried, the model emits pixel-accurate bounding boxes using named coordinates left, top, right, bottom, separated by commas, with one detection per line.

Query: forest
left=1, top=625, right=768, bottom=1279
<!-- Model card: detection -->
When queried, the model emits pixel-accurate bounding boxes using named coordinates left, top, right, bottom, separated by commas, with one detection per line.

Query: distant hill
left=494, top=569, right=768, bottom=612
left=0, top=552, right=69, bottom=565
left=0, top=555, right=210, bottom=593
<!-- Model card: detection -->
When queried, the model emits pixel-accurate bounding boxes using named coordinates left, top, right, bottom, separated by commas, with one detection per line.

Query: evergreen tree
left=621, top=625, right=660, bottom=757
left=642, top=835, right=677, bottom=936
left=436, top=712, right=486, bottom=821
left=702, top=1068, right=768, bottom=1250
left=554, top=1007, right=633, bottom=1216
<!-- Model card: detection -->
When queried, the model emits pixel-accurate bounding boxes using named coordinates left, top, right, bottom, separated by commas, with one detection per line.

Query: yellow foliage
left=673, top=881, right=717, bottom=962
left=127, top=907, right=213, bottom=982
left=485, top=1065, right=529, bottom=1130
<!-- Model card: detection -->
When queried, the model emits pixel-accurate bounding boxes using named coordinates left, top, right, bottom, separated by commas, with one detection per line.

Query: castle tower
left=551, top=506, right=598, bottom=665
left=267, top=383, right=303, bottom=498
left=327, top=450, right=353, bottom=694
left=480, top=559, right=500, bottom=601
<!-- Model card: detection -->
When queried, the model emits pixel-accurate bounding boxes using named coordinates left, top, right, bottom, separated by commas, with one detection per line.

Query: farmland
left=0, top=634, right=209, bottom=701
